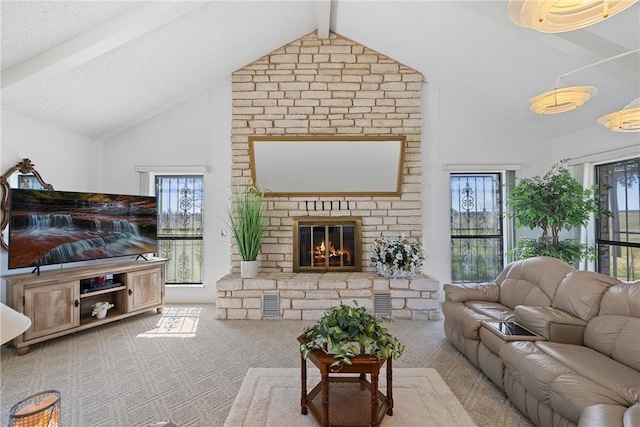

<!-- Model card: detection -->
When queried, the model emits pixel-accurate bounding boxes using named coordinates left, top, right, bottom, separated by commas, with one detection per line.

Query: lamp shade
left=9, top=390, right=61, bottom=427
left=529, top=84, right=597, bottom=115
left=508, top=0, right=638, bottom=33
left=1, top=303, right=32, bottom=345
left=598, top=98, right=640, bottom=132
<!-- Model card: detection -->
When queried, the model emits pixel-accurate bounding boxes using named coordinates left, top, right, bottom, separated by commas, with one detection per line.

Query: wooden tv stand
left=3, top=258, right=167, bottom=355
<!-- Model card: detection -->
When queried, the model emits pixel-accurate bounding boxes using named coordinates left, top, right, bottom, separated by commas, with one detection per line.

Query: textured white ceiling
left=1, top=1, right=142, bottom=70
left=1, top=0, right=639, bottom=141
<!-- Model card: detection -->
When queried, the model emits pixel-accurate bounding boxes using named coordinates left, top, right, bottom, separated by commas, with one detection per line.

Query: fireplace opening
left=293, top=217, right=362, bottom=272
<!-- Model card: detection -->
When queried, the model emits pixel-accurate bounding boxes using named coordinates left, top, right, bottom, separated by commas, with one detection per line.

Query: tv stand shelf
left=80, top=285, right=126, bottom=298
left=3, top=258, right=167, bottom=355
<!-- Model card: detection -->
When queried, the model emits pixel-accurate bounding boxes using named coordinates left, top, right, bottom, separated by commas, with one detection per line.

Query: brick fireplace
left=215, top=31, right=439, bottom=320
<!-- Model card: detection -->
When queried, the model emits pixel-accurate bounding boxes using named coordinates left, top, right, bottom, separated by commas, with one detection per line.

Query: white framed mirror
left=1, top=158, right=54, bottom=249
left=248, top=136, right=405, bottom=196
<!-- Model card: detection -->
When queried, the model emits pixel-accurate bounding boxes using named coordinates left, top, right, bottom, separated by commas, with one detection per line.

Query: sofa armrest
left=578, top=403, right=640, bottom=427
left=443, top=282, right=500, bottom=303
left=514, top=305, right=587, bottom=344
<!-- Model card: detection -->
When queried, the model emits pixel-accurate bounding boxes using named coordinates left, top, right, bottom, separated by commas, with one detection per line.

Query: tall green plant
left=228, top=184, right=267, bottom=261
left=508, top=159, right=610, bottom=264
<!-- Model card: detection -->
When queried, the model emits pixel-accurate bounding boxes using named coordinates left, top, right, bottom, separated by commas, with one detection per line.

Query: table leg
left=321, top=372, right=329, bottom=427
left=301, top=354, right=308, bottom=415
left=386, top=357, right=393, bottom=416
left=371, top=369, right=380, bottom=427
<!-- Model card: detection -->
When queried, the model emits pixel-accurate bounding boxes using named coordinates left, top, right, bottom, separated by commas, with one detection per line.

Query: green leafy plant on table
left=508, top=159, right=610, bottom=265
left=300, top=301, right=405, bottom=370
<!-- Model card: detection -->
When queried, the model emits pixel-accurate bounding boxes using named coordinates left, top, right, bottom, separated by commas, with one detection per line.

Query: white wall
left=103, top=83, right=232, bottom=302
left=422, top=84, right=554, bottom=286
left=1, top=111, right=103, bottom=300
left=552, top=123, right=640, bottom=162
left=1, top=111, right=103, bottom=192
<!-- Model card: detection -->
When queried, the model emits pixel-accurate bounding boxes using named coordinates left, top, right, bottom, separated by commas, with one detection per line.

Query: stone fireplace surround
left=215, top=31, right=438, bottom=320
left=215, top=273, right=439, bottom=320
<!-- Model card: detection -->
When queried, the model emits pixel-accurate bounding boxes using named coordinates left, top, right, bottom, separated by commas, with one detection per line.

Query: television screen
left=8, top=189, right=157, bottom=269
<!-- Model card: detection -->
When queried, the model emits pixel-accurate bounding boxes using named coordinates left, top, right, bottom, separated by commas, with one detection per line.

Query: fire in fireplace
left=293, top=217, right=362, bottom=272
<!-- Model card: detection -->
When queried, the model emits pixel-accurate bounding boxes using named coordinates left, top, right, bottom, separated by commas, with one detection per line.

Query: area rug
left=224, top=368, right=477, bottom=427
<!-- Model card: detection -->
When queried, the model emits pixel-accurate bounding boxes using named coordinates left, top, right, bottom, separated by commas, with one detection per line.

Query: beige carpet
left=1, top=305, right=531, bottom=426
left=224, top=368, right=477, bottom=427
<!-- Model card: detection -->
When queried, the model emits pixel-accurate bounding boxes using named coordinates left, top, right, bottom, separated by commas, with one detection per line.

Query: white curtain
left=573, top=163, right=595, bottom=271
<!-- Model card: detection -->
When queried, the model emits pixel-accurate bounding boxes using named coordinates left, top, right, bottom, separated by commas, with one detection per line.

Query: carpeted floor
left=224, top=368, right=477, bottom=426
left=0, top=305, right=533, bottom=427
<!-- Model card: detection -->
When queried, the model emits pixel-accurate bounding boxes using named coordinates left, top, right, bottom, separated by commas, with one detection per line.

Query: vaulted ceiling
left=2, top=1, right=639, bottom=141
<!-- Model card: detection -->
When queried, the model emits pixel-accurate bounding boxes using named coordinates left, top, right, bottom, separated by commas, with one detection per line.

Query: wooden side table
left=298, top=335, right=393, bottom=427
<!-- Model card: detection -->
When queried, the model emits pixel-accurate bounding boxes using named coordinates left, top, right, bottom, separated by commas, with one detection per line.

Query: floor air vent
left=374, top=292, right=392, bottom=317
left=262, top=294, right=279, bottom=317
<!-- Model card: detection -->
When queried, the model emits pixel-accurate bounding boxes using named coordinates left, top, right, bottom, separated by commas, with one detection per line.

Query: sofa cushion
left=549, top=373, right=630, bottom=424
left=441, top=301, right=494, bottom=340
left=501, top=340, right=640, bottom=424
left=599, top=281, right=640, bottom=317
left=553, top=270, right=620, bottom=321
left=535, top=341, right=640, bottom=406
left=584, top=282, right=640, bottom=370
left=499, top=340, right=542, bottom=384
left=578, top=403, right=640, bottom=427
left=464, top=301, right=514, bottom=321
left=585, top=316, right=640, bottom=371
left=498, top=256, right=574, bottom=309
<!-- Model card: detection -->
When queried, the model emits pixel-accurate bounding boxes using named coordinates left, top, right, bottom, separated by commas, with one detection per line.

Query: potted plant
left=300, top=301, right=405, bottom=370
left=92, top=301, right=114, bottom=319
left=228, top=184, right=267, bottom=278
left=508, top=159, right=610, bottom=265
left=370, top=234, right=427, bottom=279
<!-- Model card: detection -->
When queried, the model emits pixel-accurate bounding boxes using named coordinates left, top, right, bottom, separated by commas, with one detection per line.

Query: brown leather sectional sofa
left=442, top=256, right=640, bottom=427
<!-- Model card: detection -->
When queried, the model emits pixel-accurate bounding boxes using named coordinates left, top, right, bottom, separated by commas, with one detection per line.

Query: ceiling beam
left=1, top=1, right=208, bottom=99
left=317, top=0, right=331, bottom=39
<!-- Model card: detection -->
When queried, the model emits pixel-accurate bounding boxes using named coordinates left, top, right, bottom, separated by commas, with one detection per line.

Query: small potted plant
left=228, top=184, right=268, bottom=278
left=371, top=234, right=427, bottom=279
left=92, top=302, right=114, bottom=319
left=300, top=301, right=405, bottom=370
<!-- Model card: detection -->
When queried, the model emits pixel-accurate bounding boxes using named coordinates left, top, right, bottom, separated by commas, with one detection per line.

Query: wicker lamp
left=8, top=390, right=61, bottom=427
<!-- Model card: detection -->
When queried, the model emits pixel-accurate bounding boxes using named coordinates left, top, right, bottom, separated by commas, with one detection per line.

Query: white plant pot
left=241, top=260, right=259, bottom=279
left=96, top=308, right=108, bottom=319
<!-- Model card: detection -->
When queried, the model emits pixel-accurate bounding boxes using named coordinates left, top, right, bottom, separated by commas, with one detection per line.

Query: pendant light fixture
left=508, top=0, right=638, bottom=33
left=597, top=98, right=640, bottom=132
left=529, top=78, right=597, bottom=114
left=529, top=49, right=639, bottom=115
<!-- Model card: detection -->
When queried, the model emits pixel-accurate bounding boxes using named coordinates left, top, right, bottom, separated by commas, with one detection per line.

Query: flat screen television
left=8, top=189, right=157, bottom=270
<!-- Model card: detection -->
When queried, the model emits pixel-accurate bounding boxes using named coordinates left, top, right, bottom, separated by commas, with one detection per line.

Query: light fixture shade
left=1, top=303, right=32, bottom=345
left=509, top=0, right=638, bottom=33
left=529, top=84, right=598, bottom=115
left=598, top=98, right=640, bottom=132
left=9, top=390, right=61, bottom=427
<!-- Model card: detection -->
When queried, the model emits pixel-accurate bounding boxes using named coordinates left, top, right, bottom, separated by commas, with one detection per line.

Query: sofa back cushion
left=498, top=256, right=574, bottom=310
left=552, top=271, right=620, bottom=321
left=584, top=282, right=640, bottom=370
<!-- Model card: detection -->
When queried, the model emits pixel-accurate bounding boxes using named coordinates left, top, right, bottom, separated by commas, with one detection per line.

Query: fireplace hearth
left=293, top=217, right=362, bottom=272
